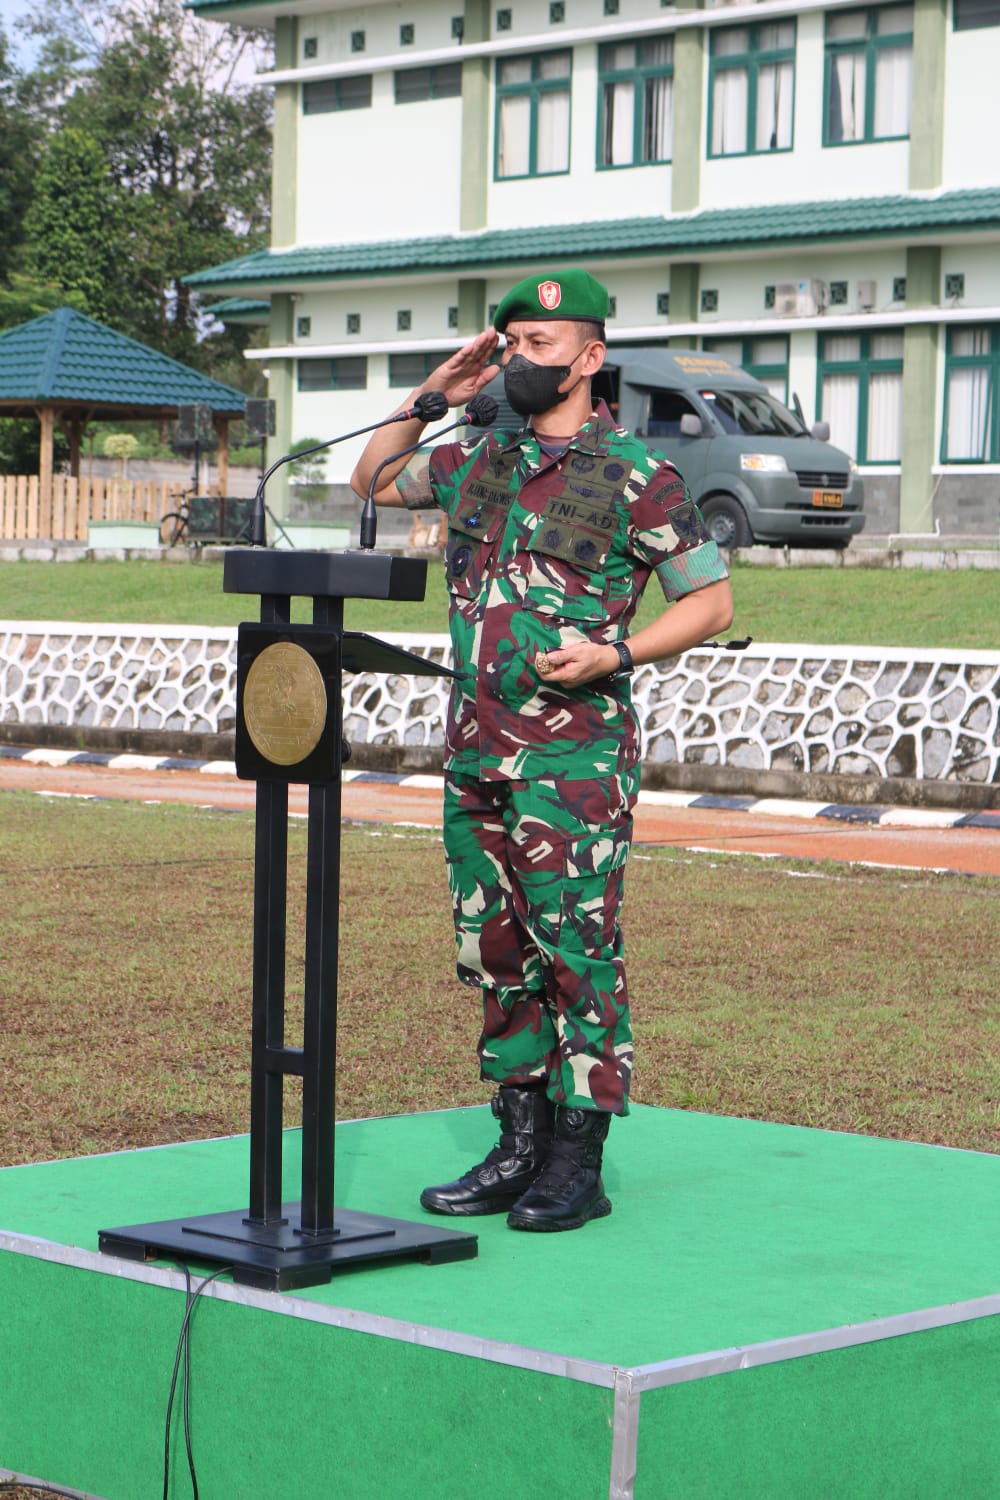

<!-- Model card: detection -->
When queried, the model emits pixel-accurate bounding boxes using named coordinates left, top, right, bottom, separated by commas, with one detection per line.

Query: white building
left=188, top=0, right=1000, bottom=536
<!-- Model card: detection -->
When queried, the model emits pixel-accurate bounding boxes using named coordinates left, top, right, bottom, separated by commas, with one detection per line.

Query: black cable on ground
left=163, top=1263, right=231, bottom=1500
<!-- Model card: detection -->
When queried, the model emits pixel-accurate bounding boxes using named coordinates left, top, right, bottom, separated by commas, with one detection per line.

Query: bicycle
left=159, top=489, right=195, bottom=547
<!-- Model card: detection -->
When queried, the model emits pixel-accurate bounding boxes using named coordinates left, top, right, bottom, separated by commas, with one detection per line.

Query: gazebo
left=0, top=307, right=248, bottom=501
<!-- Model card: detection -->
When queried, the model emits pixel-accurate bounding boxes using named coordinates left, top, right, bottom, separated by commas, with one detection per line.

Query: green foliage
left=288, top=438, right=329, bottom=502
left=0, top=31, right=38, bottom=285
left=5, top=0, right=273, bottom=381
left=0, top=269, right=88, bottom=332
left=23, top=127, right=122, bottom=323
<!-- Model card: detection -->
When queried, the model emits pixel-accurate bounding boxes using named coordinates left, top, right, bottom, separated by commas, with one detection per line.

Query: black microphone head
left=465, top=393, right=499, bottom=427
left=411, top=390, right=449, bottom=421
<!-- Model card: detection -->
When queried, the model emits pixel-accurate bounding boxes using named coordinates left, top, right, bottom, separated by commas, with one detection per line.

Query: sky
left=0, top=0, right=41, bottom=66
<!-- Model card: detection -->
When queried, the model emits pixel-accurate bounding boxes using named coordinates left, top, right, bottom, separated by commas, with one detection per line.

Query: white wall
left=297, top=78, right=463, bottom=244
left=942, top=25, right=1000, bottom=187
left=701, top=13, right=911, bottom=208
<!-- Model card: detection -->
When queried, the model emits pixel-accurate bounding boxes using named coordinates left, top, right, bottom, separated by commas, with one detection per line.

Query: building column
left=899, top=246, right=941, bottom=533
left=267, top=294, right=296, bottom=518
left=671, top=0, right=705, bottom=213
left=271, top=17, right=300, bottom=248
left=457, top=278, right=487, bottom=334
left=668, top=262, right=700, bottom=334
left=460, top=0, right=491, bottom=231
left=909, top=0, right=947, bottom=191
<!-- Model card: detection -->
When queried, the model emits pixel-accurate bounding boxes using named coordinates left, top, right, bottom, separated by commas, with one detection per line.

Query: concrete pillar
left=460, top=0, right=490, bottom=231
left=267, top=294, right=297, bottom=518
left=669, top=262, right=700, bottom=330
left=899, top=246, right=941, bottom=533
left=457, top=278, right=487, bottom=334
left=271, top=17, right=300, bottom=248
left=909, top=0, right=947, bottom=191
left=671, top=1, right=705, bottom=213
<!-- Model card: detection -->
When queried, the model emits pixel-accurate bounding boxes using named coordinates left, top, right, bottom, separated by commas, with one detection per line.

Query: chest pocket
left=446, top=491, right=510, bottom=595
left=525, top=456, right=628, bottom=574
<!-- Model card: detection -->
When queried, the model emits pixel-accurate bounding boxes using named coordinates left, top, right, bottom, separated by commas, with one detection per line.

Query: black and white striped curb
left=3, top=744, right=997, bottom=832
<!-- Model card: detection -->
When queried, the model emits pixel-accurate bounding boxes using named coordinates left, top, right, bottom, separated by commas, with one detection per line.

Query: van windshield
left=699, top=388, right=806, bottom=437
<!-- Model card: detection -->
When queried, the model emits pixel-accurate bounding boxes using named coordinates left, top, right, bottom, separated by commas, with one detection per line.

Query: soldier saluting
left=351, top=269, right=733, bottom=1232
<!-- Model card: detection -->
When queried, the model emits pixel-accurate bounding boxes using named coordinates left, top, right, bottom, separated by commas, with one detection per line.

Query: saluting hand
left=422, top=331, right=501, bottom=409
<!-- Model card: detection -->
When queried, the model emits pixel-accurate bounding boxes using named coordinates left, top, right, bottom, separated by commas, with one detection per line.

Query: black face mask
left=503, top=349, right=585, bottom=417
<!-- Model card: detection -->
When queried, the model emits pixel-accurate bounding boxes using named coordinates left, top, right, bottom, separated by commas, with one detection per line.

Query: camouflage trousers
left=442, top=768, right=640, bottom=1115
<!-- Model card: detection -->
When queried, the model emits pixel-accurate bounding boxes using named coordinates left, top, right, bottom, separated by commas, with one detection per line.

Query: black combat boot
left=506, top=1106, right=612, bottom=1232
left=420, top=1085, right=555, bottom=1216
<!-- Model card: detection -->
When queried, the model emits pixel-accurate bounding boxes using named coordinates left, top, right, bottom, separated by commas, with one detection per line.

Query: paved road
left=2, top=757, right=998, bottom=877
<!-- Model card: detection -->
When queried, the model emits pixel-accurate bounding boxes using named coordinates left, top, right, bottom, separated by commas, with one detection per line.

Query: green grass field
left=1, top=792, right=997, bottom=1171
left=0, top=557, right=997, bottom=647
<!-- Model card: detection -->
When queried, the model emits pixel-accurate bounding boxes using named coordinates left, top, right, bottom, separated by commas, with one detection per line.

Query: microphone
left=246, top=390, right=449, bottom=546
left=360, top=393, right=500, bottom=551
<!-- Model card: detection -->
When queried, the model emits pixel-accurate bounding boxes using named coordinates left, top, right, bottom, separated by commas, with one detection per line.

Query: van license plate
left=812, top=490, right=843, bottom=508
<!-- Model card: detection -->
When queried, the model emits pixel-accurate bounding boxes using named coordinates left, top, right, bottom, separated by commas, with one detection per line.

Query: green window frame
left=941, top=325, right=1000, bottom=462
left=597, top=37, right=674, bottom=169
left=302, top=75, right=373, bottom=114
left=394, top=63, right=462, bottom=103
left=297, top=357, right=368, bottom=392
left=823, top=5, right=913, bottom=146
left=702, top=336, right=790, bottom=401
left=954, top=0, right=1000, bottom=28
left=494, top=51, right=572, bottom=179
left=388, top=351, right=450, bottom=387
left=816, top=331, right=903, bottom=463
left=708, top=21, right=796, bottom=158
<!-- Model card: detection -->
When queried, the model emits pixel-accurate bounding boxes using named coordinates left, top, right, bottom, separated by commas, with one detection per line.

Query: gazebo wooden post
left=214, top=412, right=231, bottom=496
left=37, top=405, right=55, bottom=511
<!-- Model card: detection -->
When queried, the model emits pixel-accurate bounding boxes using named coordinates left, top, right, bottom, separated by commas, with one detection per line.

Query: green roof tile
left=0, top=308, right=247, bottom=411
left=184, top=188, right=1000, bottom=291
left=204, top=296, right=272, bottom=323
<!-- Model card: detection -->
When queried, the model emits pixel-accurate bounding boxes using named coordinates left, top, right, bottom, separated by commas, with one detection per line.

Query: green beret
left=493, top=269, right=610, bottom=332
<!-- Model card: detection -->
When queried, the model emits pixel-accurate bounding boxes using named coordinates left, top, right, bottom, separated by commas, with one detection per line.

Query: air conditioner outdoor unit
left=773, top=279, right=828, bottom=317
left=856, top=279, right=877, bottom=311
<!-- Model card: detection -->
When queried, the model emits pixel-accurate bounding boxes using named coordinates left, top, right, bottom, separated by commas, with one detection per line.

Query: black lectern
left=99, top=550, right=478, bottom=1290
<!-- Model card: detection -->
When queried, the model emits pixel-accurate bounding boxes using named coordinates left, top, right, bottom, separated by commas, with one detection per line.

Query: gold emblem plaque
left=243, top=642, right=328, bottom=766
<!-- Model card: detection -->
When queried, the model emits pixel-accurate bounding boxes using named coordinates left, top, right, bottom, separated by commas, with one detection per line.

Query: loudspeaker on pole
left=245, top=399, right=276, bottom=438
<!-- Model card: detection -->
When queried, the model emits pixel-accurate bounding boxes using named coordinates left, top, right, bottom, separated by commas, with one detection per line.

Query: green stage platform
left=1, top=1105, right=998, bottom=1499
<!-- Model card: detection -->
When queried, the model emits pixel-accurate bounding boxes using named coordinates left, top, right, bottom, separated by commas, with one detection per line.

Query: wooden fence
left=0, top=475, right=180, bottom=542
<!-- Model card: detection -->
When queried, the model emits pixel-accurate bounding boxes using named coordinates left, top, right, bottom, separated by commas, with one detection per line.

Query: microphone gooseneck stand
left=98, top=396, right=498, bottom=1291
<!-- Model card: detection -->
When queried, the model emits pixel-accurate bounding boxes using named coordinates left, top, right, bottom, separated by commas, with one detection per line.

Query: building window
left=942, top=326, right=1000, bottom=461
left=953, top=0, right=1000, bottom=28
left=351, top=30, right=366, bottom=51
left=495, top=51, right=571, bottom=178
left=825, top=6, right=912, bottom=145
left=598, top=37, right=674, bottom=167
left=818, top=332, right=903, bottom=462
left=395, top=63, right=462, bottom=102
left=303, top=75, right=373, bottom=114
left=703, top=336, right=790, bottom=401
left=400, top=23, right=414, bottom=44
left=709, top=21, right=795, bottom=157
left=298, top=357, right=368, bottom=392
left=389, top=352, right=446, bottom=387
left=303, top=37, right=318, bottom=58
left=296, top=316, right=312, bottom=337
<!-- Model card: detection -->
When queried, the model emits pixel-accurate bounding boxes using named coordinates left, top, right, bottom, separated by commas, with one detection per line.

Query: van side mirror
left=679, top=413, right=704, bottom=437
left=811, top=420, right=831, bottom=441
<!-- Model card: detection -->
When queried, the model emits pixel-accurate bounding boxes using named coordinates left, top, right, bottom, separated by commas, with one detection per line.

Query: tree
left=17, top=0, right=273, bottom=374
left=0, top=29, right=38, bottom=287
left=23, top=127, right=122, bottom=324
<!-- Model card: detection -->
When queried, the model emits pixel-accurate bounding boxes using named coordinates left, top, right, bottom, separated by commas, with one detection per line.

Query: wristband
left=607, top=640, right=634, bottom=680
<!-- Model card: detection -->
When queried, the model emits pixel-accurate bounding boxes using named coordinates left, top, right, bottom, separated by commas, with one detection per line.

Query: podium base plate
left=98, top=1202, right=477, bottom=1291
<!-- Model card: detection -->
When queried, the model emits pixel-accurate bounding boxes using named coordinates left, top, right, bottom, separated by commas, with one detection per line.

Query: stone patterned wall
left=1, top=623, right=997, bottom=785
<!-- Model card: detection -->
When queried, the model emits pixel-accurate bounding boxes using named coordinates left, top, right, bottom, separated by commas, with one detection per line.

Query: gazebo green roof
left=0, top=307, right=247, bottom=418
left=184, top=187, right=1000, bottom=294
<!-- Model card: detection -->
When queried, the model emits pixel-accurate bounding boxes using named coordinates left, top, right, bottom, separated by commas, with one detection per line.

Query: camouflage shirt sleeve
left=626, top=465, right=730, bottom=602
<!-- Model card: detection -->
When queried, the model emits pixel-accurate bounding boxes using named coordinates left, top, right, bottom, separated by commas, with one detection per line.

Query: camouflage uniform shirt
left=397, top=400, right=729, bottom=782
